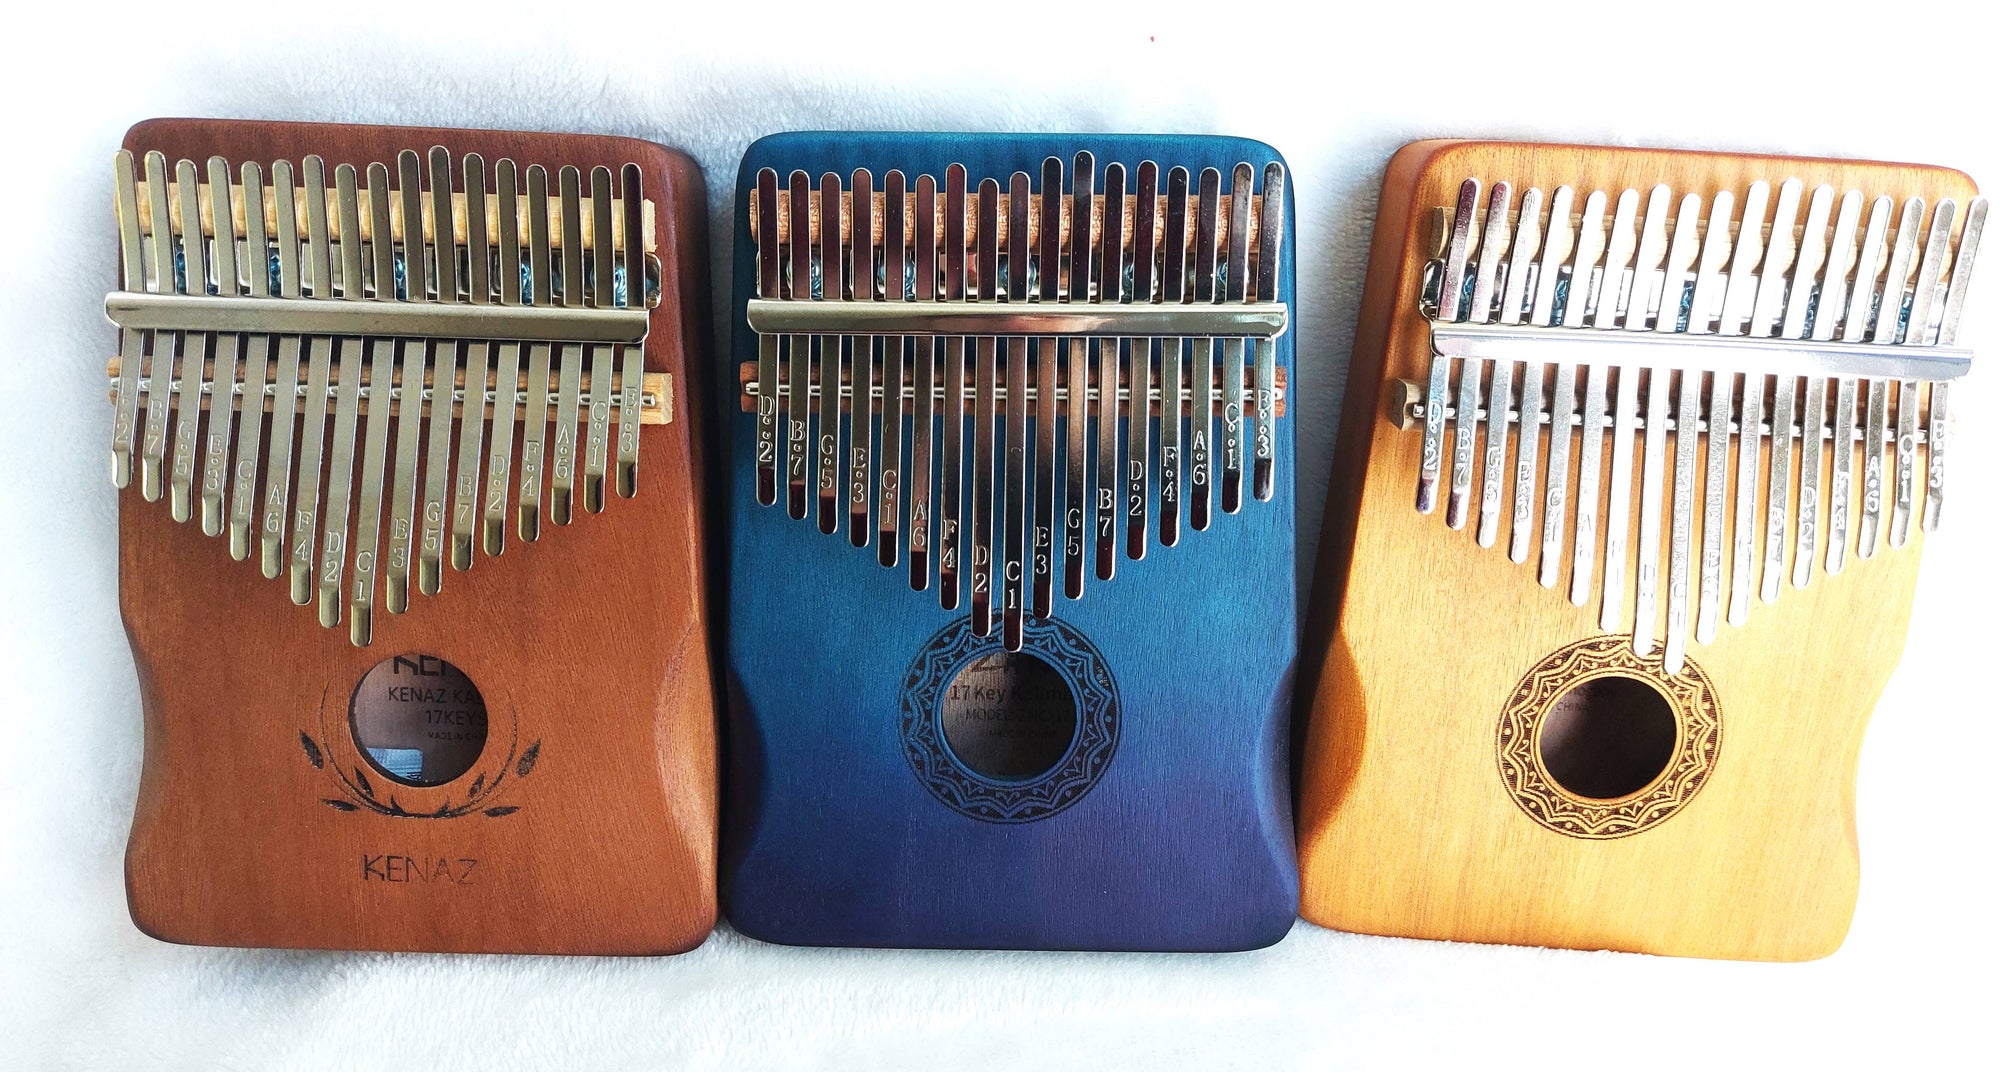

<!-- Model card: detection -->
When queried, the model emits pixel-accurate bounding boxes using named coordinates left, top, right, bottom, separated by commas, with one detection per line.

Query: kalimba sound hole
left=1538, top=675, right=1678, bottom=800
left=940, top=651, right=1079, bottom=782
left=348, top=654, right=489, bottom=787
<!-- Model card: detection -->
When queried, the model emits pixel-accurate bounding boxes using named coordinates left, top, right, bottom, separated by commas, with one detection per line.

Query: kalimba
left=1297, top=140, right=1985, bottom=960
left=720, top=132, right=1299, bottom=950
left=105, top=119, right=718, bottom=954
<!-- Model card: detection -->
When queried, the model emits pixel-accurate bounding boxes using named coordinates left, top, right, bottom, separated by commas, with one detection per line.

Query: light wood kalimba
left=1297, top=140, right=1984, bottom=960
left=106, top=119, right=717, bottom=954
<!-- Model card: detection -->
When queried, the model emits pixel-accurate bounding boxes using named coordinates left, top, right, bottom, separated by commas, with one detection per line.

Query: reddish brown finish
left=117, top=119, right=717, bottom=954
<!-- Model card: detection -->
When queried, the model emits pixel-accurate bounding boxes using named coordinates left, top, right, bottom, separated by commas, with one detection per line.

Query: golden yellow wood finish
left=1296, top=140, right=1978, bottom=961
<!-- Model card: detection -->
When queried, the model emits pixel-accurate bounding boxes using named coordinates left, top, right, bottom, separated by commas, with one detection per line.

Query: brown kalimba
left=104, top=119, right=717, bottom=954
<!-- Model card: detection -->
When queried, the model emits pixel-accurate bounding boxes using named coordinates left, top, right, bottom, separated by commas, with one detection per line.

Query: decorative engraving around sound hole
left=1497, top=635, right=1721, bottom=839
left=901, top=617, right=1119, bottom=824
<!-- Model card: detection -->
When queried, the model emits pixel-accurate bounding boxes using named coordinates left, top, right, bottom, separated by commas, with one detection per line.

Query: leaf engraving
left=322, top=799, right=358, bottom=812
left=516, top=741, right=541, bottom=778
left=353, top=766, right=374, bottom=799
left=300, top=733, right=324, bottom=769
left=483, top=806, right=520, bottom=818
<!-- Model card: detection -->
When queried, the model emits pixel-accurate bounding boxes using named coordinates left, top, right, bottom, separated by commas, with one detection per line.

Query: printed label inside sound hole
left=940, top=651, right=1079, bottom=782
left=1538, top=675, right=1677, bottom=800
left=349, top=654, right=489, bottom=787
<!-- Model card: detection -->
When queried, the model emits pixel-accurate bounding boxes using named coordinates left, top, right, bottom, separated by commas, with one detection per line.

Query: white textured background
left=4, top=3, right=1996, bottom=1067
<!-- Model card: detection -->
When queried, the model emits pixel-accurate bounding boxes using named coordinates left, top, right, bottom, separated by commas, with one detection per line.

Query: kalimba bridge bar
left=104, top=145, right=666, bottom=644
left=738, top=154, right=1290, bottom=651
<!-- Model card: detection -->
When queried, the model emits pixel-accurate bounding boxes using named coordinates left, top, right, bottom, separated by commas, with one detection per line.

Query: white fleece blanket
left=4, top=4, right=1995, bottom=1067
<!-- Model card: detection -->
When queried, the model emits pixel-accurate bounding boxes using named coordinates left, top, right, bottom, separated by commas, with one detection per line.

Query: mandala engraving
left=901, top=617, right=1120, bottom=824
left=1497, top=635, right=1721, bottom=840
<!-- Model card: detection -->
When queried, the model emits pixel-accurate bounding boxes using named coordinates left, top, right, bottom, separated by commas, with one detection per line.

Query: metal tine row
left=1422, top=176, right=1986, bottom=673
left=750, top=157, right=1285, bottom=649
left=109, top=148, right=649, bottom=645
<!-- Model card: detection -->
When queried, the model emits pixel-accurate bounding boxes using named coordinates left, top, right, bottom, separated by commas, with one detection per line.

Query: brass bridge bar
left=107, top=292, right=651, bottom=345
left=746, top=298, right=1289, bottom=340
left=1430, top=322, right=1971, bottom=382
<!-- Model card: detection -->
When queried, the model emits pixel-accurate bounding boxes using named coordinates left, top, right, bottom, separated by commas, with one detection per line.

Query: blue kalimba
left=721, top=132, right=1297, bottom=951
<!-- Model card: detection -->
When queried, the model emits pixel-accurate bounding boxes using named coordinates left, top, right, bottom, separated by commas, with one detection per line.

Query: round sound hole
left=1538, top=675, right=1678, bottom=800
left=349, top=654, right=489, bottom=787
left=940, top=650, right=1079, bottom=782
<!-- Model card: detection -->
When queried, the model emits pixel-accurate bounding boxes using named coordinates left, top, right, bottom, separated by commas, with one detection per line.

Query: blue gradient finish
left=721, top=132, right=1297, bottom=951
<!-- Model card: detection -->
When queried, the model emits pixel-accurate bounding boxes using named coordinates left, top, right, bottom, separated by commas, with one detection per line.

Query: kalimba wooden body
left=720, top=132, right=1299, bottom=951
left=1297, top=140, right=1982, bottom=961
left=111, top=119, right=718, bottom=954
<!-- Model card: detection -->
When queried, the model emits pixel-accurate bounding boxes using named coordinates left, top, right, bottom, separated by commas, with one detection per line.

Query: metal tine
left=971, top=176, right=1000, bottom=637
left=1827, top=194, right=1890, bottom=575
left=1485, top=185, right=1541, bottom=551
left=1571, top=187, right=1638, bottom=611
left=1860, top=196, right=1924, bottom=559
left=259, top=159, right=305, bottom=580
left=909, top=172, right=938, bottom=591
left=1520, top=186, right=1572, bottom=569
left=1892, top=198, right=1956, bottom=549
left=1098, top=162, right=1129, bottom=575
left=1724, top=181, right=1772, bottom=627
left=1130, top=161, right=1161, bottom=549
left=1540, top=188, right=1597, bottom=588
left=1065, top=152, right=1097, bottom=596
left=288, top=156, right=335, bottom=607
left=1250, top=161, right=1285, bottom=504
left=786, top=170, right=812, bottom=521
left=816, top=171, right=843, bottom=536
left=316, top=163, right=366, bottom=629
left=1796, top=188, right=1862, bottom=589
left=482, top=158, right=523, bottom=557
left=417, top=146, right=460, bottom=593
left=1926, top=197, right=1987, bottom=531
left=1755, top=180, right=1816, bottom=606
left=1219, top=162, right=1252, bottom=517
left=1420, top=177, right=1479, bottom=516
left=139, top=151, right=177, bottom=504
left=939, top=164, right=969, bottom=610
left=515, top=164, right=555, bottom=545
left=1601, top=185, right=1665, bottom=639
left=1188, top=165, right=1220, bottom=535
left=548, top=164, right=586, bottom=528
left=170, top=158, right=208, bottom=525
left=878, top=169, right=907, bottom=566
left=754, top=168, right=781, bottom=507
left=351, top=160, right=399, bottom=645
left=1003, top=171, right=1030, bottom=649
left=1600, top=184, right=1664, bottom=636
left=1690, top=190, right=1736, bottom=645
left=1452, top=180, right=1510, bottom=531
left=111, top=150, right=145, bottom=488
left=615, top=163, right=646, bottom=498
left=1159, top=166, right=1190, bottom=549
left=227, top=161, right=271, bottom=560
left=849, top=168, right=876, bottom=548
left=450, top=154, right=491, bottom=567
left=582, top=165, right=617, bottom=515
left=1034, top=156, right=1062, bottom=614
left=387, top=150, right=430, bottom=610
left=198, top=156, right=242, bottom=536
left=1653, top=192, right=1703, bottom=673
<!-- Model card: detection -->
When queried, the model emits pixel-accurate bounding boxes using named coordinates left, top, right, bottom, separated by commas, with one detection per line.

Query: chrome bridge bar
left=745, top=298, right=1288, bottom=339
left=1389, top=377, right=1927, bottom=443
left=1430, top=322, right=1972, bottom=382
left=107, top=292, right=651, bottom=345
